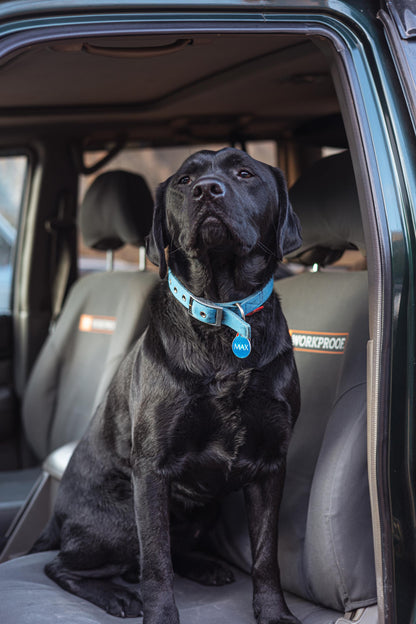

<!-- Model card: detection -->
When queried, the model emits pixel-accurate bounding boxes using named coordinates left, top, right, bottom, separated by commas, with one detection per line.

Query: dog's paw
left=173, top=553, right=235, bottom=586
left=195, top=559, right=235, bottom=586
left=104, top=584, right=143, bottom=618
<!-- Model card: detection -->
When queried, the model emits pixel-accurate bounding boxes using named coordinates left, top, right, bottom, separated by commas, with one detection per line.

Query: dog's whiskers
left=169, top=245, right=186, bottom=256
left=256, top=241, right=276, bottom=257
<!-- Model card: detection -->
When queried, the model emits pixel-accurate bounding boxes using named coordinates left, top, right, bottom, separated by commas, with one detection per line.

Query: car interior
left=0, top=26, right=380, bottom=624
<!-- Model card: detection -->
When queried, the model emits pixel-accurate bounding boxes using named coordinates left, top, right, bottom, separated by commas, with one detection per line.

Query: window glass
left=78, top=142, right=277, bottom=274
left=0, top=155, right=27, bottom=313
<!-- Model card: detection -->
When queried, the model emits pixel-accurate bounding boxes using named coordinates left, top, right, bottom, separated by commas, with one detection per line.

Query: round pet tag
left=232, top=335, right=251, bottom=358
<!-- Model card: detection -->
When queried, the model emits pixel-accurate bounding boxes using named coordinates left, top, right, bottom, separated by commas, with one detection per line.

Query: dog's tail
left=29, top=514, right=61, bottom=553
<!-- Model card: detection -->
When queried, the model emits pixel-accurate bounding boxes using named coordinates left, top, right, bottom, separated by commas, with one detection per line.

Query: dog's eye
left=237, top=170, right=254, bottom=179
left=178, top=176, right=191, bottom=185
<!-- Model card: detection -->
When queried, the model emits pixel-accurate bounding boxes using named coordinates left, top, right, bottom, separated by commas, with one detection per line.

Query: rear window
left=0, top=154, right=28, bottom=313
left=77, top=142, right=277, bottom=274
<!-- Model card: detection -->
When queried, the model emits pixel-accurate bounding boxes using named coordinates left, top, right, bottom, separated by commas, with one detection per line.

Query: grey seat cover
left=22, top=270, right=159, bottom=459
left=22, top=169, right=157, bottom=460
left=214, top=271, right=374, bottom=611
left=0, top=551, right=341, bottom=624
left=0, top=170, right=158, bottom=536
left=212, top=154, right=376, bottom=613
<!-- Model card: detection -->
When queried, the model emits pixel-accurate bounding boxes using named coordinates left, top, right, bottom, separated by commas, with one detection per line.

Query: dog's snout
left=192, top=178, right=225, bottom=201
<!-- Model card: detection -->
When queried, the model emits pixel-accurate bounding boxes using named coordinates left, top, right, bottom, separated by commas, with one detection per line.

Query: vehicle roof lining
left=0, top=32, right=339, bottom=145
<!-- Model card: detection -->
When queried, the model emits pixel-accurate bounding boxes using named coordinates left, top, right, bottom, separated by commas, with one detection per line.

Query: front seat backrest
left=214, top=152, right=376, bottom=614
left=22, top=170, right=159, bottom=461
left=278, top=153, right=374, bottom=611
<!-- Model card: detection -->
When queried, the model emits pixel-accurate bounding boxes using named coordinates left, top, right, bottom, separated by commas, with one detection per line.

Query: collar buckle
left=188, top=296, right=223, bottom=327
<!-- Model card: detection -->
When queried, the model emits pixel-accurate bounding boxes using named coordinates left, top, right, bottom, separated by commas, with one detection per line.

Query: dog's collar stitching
left=167, top=269, right=274, bottom=341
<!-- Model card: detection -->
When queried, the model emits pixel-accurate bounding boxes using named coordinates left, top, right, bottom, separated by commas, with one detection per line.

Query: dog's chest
left=162, top=372, right=281, bottom=504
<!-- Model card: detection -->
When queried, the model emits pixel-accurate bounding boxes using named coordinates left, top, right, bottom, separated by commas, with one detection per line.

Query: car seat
left=212, top=152, right=376, bottom=623
left=0, top=153, right=377, bottom=624
left=0, top=170, right=159, bottom=545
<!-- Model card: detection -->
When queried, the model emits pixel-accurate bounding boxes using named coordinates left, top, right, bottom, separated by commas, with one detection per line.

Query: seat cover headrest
left=287, top=152, right=365, bottom=266
left=80, top=170, right=154, bottom=250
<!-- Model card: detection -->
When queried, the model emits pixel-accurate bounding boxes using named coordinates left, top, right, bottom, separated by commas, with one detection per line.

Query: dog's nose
left=192, top=178, right=226, bottom=200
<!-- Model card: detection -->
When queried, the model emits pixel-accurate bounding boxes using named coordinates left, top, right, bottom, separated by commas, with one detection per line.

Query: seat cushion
left=0, top=551, right=341, bottom=624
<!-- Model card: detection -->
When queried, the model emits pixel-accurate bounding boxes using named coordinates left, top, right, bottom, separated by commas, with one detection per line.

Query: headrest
left=80, top=170, right=154, bottom=250
left=287, top=152, right=365, bottom=266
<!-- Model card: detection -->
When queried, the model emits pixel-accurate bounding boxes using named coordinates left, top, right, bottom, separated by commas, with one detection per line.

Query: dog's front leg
left=132, top=465, right=179, bottom=624
left=244, top=469, right=300, bottom=624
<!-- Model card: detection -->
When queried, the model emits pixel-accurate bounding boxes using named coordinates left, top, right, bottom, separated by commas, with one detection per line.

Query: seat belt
left=45, top=192, right=76, bottom=329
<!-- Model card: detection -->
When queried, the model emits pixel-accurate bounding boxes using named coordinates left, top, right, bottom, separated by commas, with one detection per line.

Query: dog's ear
left=269, top=166, right=302, bottom=260
left=145, top=178, right=171, bottom=279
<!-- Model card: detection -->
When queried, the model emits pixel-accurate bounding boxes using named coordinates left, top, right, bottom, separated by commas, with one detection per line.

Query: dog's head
left=146, top=148, right=301, bottom=279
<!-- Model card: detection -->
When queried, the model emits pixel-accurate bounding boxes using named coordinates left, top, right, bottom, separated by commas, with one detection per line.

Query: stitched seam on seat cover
left=331, top=380, right=366, bottom=413
left=326, top=391, right=366, bottom=609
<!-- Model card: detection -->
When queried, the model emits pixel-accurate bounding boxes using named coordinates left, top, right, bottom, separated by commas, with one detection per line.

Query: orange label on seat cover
left=79, top=314, right=117, bottom=334
left=289, top=330, right=349, bottom=354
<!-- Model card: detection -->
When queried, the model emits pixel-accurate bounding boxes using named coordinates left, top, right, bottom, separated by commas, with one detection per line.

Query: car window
left=0, top=155, right=27, bottom=313
left=77, top=142, right=277, bottom=274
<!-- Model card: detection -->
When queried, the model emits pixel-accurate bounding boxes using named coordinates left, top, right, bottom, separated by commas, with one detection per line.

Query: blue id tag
left=232, top=335, right=251, bottom=358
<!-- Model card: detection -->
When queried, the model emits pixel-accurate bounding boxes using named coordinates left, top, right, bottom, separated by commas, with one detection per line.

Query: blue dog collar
left=168, top=269, right=274, bottom=358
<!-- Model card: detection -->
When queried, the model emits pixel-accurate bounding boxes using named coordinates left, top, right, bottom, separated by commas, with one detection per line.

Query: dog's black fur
left=32, top=148, right=302, bottom=624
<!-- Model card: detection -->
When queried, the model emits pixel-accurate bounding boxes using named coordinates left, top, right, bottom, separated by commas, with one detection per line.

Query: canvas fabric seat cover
left=0, top=170, right=158, bottom=536
left=213, top=152, right=375, bottom=615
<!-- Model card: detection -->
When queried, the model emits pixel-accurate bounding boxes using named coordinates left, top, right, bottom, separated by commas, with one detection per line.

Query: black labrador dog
left=32, top=148, right=302, bottom=624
